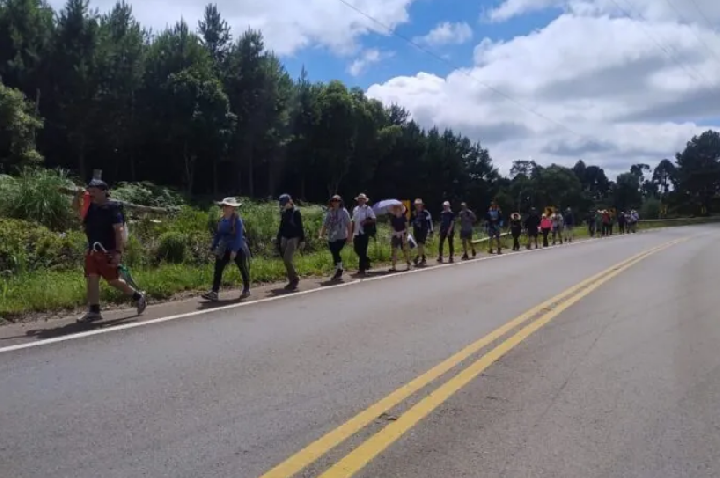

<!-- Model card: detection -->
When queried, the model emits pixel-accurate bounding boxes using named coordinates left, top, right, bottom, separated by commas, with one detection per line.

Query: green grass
left=1, top=216, right=718, bottom=321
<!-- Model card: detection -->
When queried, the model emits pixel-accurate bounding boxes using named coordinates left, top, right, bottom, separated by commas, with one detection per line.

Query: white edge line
left=0, top=230, right=664, bottom=354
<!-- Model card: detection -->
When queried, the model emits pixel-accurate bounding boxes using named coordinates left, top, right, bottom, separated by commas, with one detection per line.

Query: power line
left=334, top=0, right=586, bottom=138
left=661, top=0, right=720, bottom=67
left=686, top=0, right=718, bottom=33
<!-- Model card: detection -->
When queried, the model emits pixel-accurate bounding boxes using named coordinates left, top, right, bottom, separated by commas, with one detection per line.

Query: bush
left=0, top=168, right=78, bottom=230
left=112, top=181, right=186, bottom=208
left=156, top=231, right=187, bottom=264
left=0, top=218, right=85, bottom=273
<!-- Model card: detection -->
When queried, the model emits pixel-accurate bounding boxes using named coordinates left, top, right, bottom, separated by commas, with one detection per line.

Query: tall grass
left=0, top=168, right=78, bottom=231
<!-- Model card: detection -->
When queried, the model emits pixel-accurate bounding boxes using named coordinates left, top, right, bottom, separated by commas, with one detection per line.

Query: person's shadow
left=2, top=316, right=139, bottom=341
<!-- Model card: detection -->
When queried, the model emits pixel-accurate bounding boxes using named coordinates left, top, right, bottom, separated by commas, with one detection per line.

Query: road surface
left=1, top=225, right=719, bottom=478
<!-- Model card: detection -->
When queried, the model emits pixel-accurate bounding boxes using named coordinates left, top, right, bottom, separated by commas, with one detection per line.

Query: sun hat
left=355, top=193, right=369, bottom=201
left=511, top=212, right=521, bottom=220
left=442, top=200, right=450, bottom=206
left=278, top=194, right=292, bottom=206
left=216, top=197, right=242, bottom=207
left=329, top=194, right=342, bottom=202
left=414, top=198, right=424, bottom=205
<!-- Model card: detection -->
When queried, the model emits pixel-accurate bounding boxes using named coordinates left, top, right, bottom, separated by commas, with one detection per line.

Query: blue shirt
left=212, top=215, right=244, bottom=252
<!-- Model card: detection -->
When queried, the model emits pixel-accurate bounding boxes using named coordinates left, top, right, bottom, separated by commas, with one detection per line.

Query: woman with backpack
left=202, top=197, right=250, bottom=302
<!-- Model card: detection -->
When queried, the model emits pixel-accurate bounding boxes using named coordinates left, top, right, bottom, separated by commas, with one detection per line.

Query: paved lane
left=0, top=226, right=716, bottom=478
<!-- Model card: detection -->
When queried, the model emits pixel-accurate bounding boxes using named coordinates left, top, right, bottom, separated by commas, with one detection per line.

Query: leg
left=359, top=234, right=370, bottom=271
left=448, top=231, right=455, bottom=260
left=211, top=253, right=231, bottom=293
left=438, top=231, right=447, bottom=261
left=281, top=237, right=299, bottom=285
left=234, top=251, right=251, bottom=292
left=390, top=239, right=398, bottom=269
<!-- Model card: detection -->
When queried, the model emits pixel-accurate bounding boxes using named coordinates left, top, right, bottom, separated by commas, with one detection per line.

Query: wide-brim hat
left=329, top=194, right=342, bottom=203
left=511, top=212, right=521, bottom=220
left=414, top=198, right=424, bottom=205
left=355, top=193, right=369, bottom=201
left=216, top=197, right=242, bottom=207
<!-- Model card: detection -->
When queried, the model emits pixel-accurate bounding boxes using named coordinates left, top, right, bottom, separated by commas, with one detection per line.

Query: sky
left=53, top=0, right=720, bottom=178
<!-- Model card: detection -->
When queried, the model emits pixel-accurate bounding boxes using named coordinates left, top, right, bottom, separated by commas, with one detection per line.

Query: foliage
left=0, top=81, right=43, bottom=171
left=0, top=167, right=77, bottom=230
left=112, top=181, right=186, bottom=207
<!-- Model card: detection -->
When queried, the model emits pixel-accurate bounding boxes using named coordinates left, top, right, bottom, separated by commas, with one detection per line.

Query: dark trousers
left=353, top=234, right=370, bottom=272
left=511, top=229, right=521, bottom=250
left=328, top=239, right=346, bottom=267
left=619, top=223, right=625, bottom=234
left=588, top=223, right=596, bottom=237
left=542, top=228, right=550, bottom=247
left=439, top=230, right=454, bottom=257
left=601, top=223, right=609, bottom=236
left=212, top=250, right=249, bottom=292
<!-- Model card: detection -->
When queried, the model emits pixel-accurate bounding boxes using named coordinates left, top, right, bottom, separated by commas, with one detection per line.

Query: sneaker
left=332, top=268, right=343, bottom=280
left=420, top=257, right=427, bottom=266
left=240, top=289, right=251, bottom=299
left=461, top=254, right=469, bottom=260
left=449, top=257, right=454, bottom=263
left=472, top=250, right=477, bottom=258
left=77, top=310, right=102, bottom=324
left=285, top=278, right=300, bottom=290
left=135, top=292, right=148, bottom=315
left=406, top=261, right=412, bottom=270
left=389, top=267, right=397, bottom=272
left=437, top=257, right=443, bottom=263
left=201, top=291, right=219, bottom=302
left=413, top=256, right=420, bottom=266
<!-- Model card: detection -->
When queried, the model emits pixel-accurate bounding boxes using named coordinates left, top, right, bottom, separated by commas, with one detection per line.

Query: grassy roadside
left=0, top=218, right=716, bottom=321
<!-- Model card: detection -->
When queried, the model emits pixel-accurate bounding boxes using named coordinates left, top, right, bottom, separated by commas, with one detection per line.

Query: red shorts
left=85, top=251, right=119, bottom=280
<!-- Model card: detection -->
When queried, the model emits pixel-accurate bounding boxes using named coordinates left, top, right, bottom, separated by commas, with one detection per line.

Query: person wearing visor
left=73, top=178, right=147, bottom=323
left=277, top=194, right=305, bottom=290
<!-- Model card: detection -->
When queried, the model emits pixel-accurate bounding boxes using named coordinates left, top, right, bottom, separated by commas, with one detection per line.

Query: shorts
left=460, top=229, right=473, bottom=240
left=84, top=251, right=119, bottom=280
left=487, top=226, right=501, bottom=237
left=413, top=229, right=428, bottom=244
left=391, top=235, right=405, bottom=249
left=528, top=228, right=538, bottom=237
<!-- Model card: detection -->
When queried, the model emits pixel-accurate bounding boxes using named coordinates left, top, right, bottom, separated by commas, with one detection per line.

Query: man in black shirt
left=277, top=194, right=305, bottom=290
left=74, top=179, right=146, bottom=323
left=524, top=207, right=540, bottom=249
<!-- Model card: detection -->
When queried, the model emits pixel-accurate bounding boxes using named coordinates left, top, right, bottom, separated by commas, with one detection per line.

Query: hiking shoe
left=413, top=256, right=420, bottom=266
left=389, top=267, right=397, bottom=272
left=406, top=262, right=412, bottom=270
left=77, top=310, right=102, bottom=324
left=461, top=254, right=469, bottom=260
left=332, top=268, right=343, bottom=280
left=449, top=257, right=454, bottom=263
left=420, top=257, right=427, bottom=266
left=135, top=292, right=148, bottom=315
left=240, top=289, right=251, bottom=299
left=472, top=250, right=477, bottom=258
left=201, top=291, right=219, bottom=302
left=285, top=278, right=300, bottom=290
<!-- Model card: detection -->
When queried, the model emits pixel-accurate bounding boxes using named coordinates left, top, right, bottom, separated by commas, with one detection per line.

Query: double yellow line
left=260, top=237, right=688, bottom=478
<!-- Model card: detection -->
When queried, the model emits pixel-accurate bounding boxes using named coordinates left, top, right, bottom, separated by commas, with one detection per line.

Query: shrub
left=112, top=181, right=186, bottom=208
left=156, top=231, right=187, bottom=264
left=0, top=168, right=78, bottom=230
left=0, top=218, right=85, bottom=273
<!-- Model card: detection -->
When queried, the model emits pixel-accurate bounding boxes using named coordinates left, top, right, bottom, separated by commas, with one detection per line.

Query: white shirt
left=352, top=204, right=376, bottom=236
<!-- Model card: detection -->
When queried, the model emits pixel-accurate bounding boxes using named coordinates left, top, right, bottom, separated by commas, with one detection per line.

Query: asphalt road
left=1, top=225, right=719, bottom=478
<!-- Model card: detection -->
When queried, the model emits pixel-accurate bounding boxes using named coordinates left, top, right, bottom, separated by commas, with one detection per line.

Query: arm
left=319, top=213, right=329, bottom=238
left=426, top=213, right=434, bottom=234
left=345, top=210, right=353, bottom=241
left=73, top=191, right=85, bottom=220
left=296, top=210, right=305, bottom=244
left=232, top=217, right=244, bottom=252
left=111, top=213, right=125, bottom=263
left=211, top=221, right=221, bottom=250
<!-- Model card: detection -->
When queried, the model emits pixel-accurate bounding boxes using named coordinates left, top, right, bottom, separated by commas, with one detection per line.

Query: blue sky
left=283, top=1, right=564, bottom=88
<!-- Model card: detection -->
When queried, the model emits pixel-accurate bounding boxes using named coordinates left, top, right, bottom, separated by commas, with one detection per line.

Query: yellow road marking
left=318, top=237, right=688, bottom=477
left=258, top=239, right=684, bottom=478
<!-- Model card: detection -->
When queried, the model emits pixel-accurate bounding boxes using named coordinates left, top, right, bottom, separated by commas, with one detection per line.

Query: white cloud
left=348, top=49, right=395, bottom=76
left=368, top=5, right=720, bottom=177
left=51, top=0, right=416, bottom=55
left=413, top=21, right=473, bottom=46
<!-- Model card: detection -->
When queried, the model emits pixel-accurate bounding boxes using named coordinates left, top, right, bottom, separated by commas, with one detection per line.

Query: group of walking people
left=71, top=173, right=644, bottom=318
left=203, top=194, right=645, bottom=301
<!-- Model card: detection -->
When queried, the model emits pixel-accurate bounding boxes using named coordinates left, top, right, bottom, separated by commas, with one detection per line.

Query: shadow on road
left=1, top=316, right=139, bottom=341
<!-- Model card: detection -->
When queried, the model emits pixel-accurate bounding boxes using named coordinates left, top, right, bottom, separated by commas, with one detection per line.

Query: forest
left=2, top=0, right=720, bottom=217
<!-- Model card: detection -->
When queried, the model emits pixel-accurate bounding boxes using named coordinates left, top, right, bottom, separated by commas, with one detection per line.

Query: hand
left=230, top=251, right=237, bottom=261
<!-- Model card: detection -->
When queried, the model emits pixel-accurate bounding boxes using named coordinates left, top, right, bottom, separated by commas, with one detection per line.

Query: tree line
left=1, top=0, right=719, bottom=216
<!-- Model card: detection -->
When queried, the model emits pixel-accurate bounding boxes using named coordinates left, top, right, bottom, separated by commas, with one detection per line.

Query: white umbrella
left=373, top=199, right=404, bottom=215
